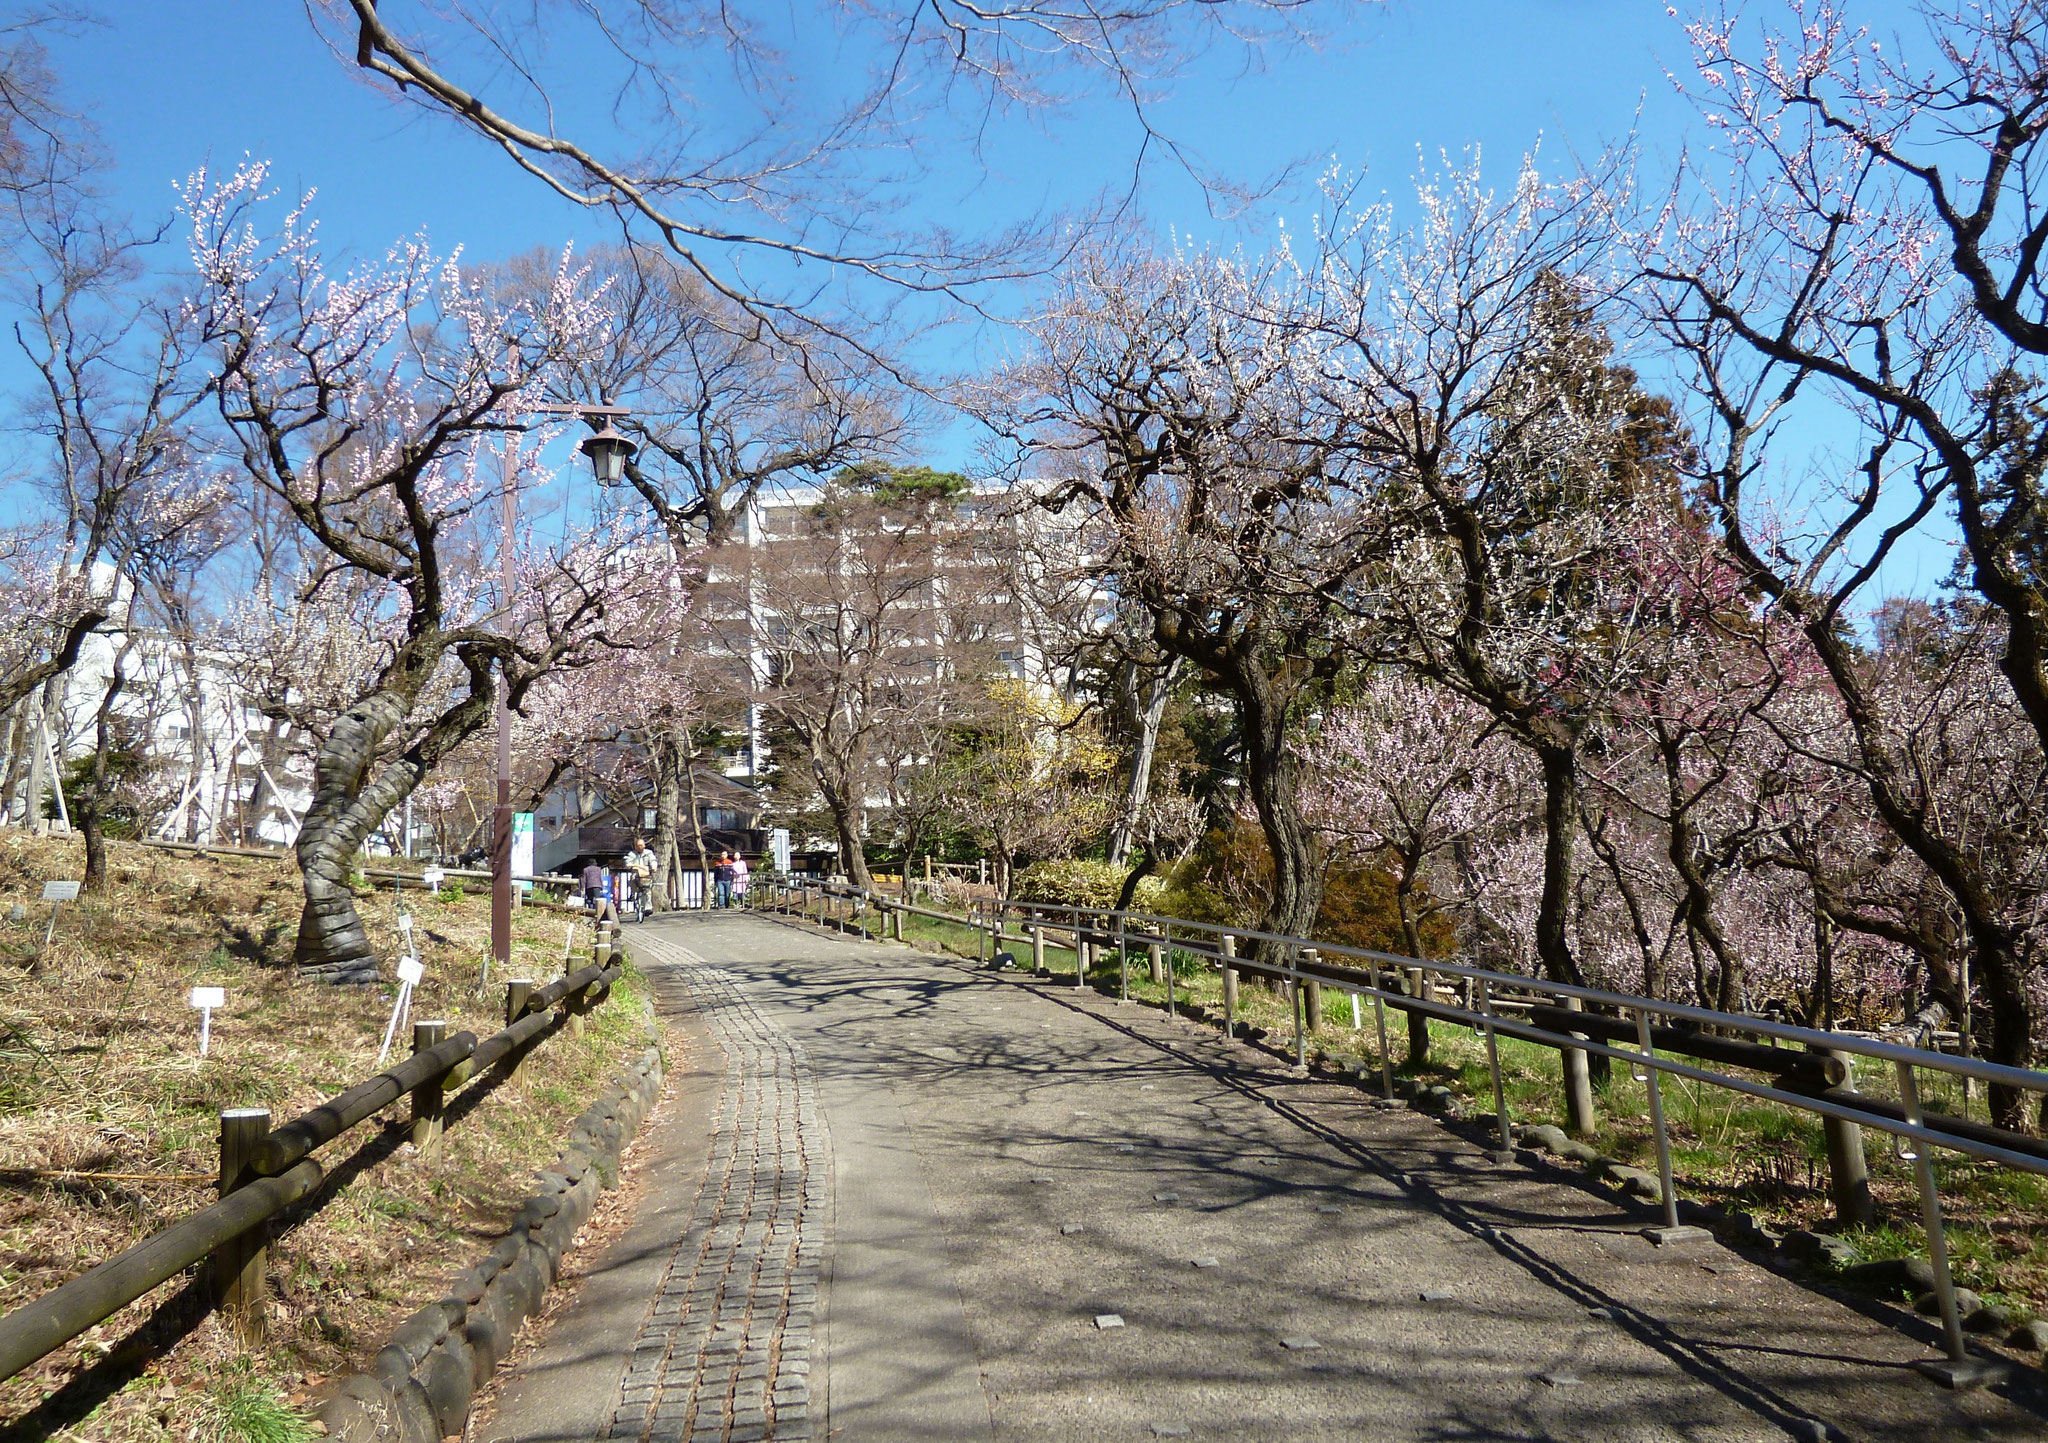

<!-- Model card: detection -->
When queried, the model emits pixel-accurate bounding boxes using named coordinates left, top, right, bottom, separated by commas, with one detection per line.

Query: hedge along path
left=0, top=956, right=624, bottom=1383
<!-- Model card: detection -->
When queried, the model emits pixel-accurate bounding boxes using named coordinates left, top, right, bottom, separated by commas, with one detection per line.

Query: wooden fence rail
left=0, top=928, right=629, bottom=1383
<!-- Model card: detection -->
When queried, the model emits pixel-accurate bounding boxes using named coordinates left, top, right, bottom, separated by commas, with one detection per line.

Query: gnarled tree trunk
left=1237, top=666, right=1321, bottom=962
left=294, top=669, right=493, bottom=981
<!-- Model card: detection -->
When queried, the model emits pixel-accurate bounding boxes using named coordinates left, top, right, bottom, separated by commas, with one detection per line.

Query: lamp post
left=491, top=404, right=637, bottom=982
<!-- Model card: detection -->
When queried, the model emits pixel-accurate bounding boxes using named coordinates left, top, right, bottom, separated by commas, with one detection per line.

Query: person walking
left=626, top=836, right=659, bottom=919
left=581, top=859, right=616, bottom=925
left=730, top=850, right=751, bottom=908
left=713, top=851, right=736, bottom=909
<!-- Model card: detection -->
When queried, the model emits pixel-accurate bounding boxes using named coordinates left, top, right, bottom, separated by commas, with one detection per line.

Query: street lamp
left=579, top=419, right=637, bottom=484
left=491, top=403, right=635, bottom=984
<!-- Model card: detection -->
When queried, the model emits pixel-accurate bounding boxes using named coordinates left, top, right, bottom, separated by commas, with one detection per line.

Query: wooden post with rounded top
left=216, top=1107, right=271, bottom=1342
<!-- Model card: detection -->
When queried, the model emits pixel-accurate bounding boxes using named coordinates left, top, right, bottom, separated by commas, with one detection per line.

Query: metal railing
left=753, top=877, right=2047, bottom=1385
left=0, top=922, right=633, bottom=1383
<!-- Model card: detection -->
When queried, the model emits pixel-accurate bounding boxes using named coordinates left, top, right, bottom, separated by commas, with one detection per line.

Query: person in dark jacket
left=581, top=860, right=615, bottom=922
left=713, top=851, right=736, bottom=909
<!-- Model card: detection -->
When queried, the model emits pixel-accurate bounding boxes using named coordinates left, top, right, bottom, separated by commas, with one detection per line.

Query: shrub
left=1012, top=859, right=1165, bottom=912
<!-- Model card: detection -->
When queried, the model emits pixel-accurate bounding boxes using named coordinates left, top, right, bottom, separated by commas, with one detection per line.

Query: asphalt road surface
left=479, top=911, right=2048, bottom=1443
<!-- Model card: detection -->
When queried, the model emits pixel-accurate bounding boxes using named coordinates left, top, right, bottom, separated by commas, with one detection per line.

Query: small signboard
left=378, top=956, right=425, bottom=1064
left=422, top=867, right=445, bottom=893
left=771, top=829, right=792, bottom=876
left=397, top=912, right=414, bottom=937
left=189, top=986, right=225, bottom=1056
left=41, top=880, right=79, bottom=902
left=511, top=813, right=534, bottom=892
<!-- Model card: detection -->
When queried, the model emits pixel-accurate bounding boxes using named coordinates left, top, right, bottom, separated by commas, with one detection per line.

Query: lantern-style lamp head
left=580, top=420, right=637, bottom=485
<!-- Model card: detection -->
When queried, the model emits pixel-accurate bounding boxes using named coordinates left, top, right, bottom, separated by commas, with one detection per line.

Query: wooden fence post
left=1031, top=922, right=1044, bottom=975
left=1301, top=949, right=1323, bottom=1033
left=216, top=1108, right=270, bottom=1342
left=410, top=1021, right=447, bottom=1152
left=506, top=979, right=533, bottom=1027
left=1148, top=940, right=1165, bottom=985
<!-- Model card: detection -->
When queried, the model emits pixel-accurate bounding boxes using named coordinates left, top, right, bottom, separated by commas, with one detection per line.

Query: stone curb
left=316, top=1040, right=666, bottom=1443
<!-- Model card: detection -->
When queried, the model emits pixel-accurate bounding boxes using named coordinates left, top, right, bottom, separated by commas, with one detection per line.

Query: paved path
left=484, top=913, right=2048, bottom=1443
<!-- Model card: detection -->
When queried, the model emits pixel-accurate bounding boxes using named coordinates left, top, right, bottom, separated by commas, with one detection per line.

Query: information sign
left=41, top=880, right=79, bottom=902
left=378, top=956, right=426, bottom=1063
left=511, top=813, right=534, bottom=891
left=189, top=986, right=225, bottom=1056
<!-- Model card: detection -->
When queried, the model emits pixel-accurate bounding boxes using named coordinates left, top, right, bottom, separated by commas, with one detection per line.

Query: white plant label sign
left=190, top=986, right=225, bottom=1056
left=41, top=880, right=80, bottom=902
left=422, top=868, right=445, bottom=893
left=378, top=957, right=425, bottom=1065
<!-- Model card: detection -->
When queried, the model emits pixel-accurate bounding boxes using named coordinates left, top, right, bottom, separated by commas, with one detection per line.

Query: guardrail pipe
left=1479, top=980, right=1510, bottom=1155
left=216, top=1108, right=271, bottom=1341
left=1894, top=1060, right=1968, bottom=1366
left=1371, top=977, right=1393, bottom=1099
left=1634, top=1011, right=1681, bottom=1230
left=1291, top=949, right=1306, bottom=1069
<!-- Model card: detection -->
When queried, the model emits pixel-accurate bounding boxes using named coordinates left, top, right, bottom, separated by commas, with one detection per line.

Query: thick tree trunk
left=1237, top=668, right=1321, bottom=958
left=293, top=678, right=487, bottom=982
left=650, top=728, right=684, bottom=909
left=1107, top=659, right=1178, bottom=867
left=821, top=776, right=873, bottom=889
left=1533, top=741, right=1585, bottom=988
left=23, top=681, right=54, bottom=833
left=813, top=745, right=873, bottom=890
left=77, top=656, right=131, bottom=893
left=1116, top=841, right=1159, bottom=912
left=0, top=702, right=28, bottom=826
left=295, top=694, right=412, bottom=981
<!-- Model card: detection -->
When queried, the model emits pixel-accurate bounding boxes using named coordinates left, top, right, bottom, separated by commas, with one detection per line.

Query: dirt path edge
left=315, top=1040, right=666, bottom=1443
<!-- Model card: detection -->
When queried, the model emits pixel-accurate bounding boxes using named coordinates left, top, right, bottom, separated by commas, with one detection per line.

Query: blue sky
left=21, top=0, right=1958, bottom=597
left=58, top=3, right=1695, bottom=274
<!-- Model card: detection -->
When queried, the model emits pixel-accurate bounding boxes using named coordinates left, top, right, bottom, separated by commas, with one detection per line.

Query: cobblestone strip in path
left=606, top=935, right=827, bottom=1443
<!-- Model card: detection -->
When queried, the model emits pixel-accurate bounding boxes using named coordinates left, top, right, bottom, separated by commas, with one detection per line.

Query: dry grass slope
left=0, top=832, right=659, bottom=1443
